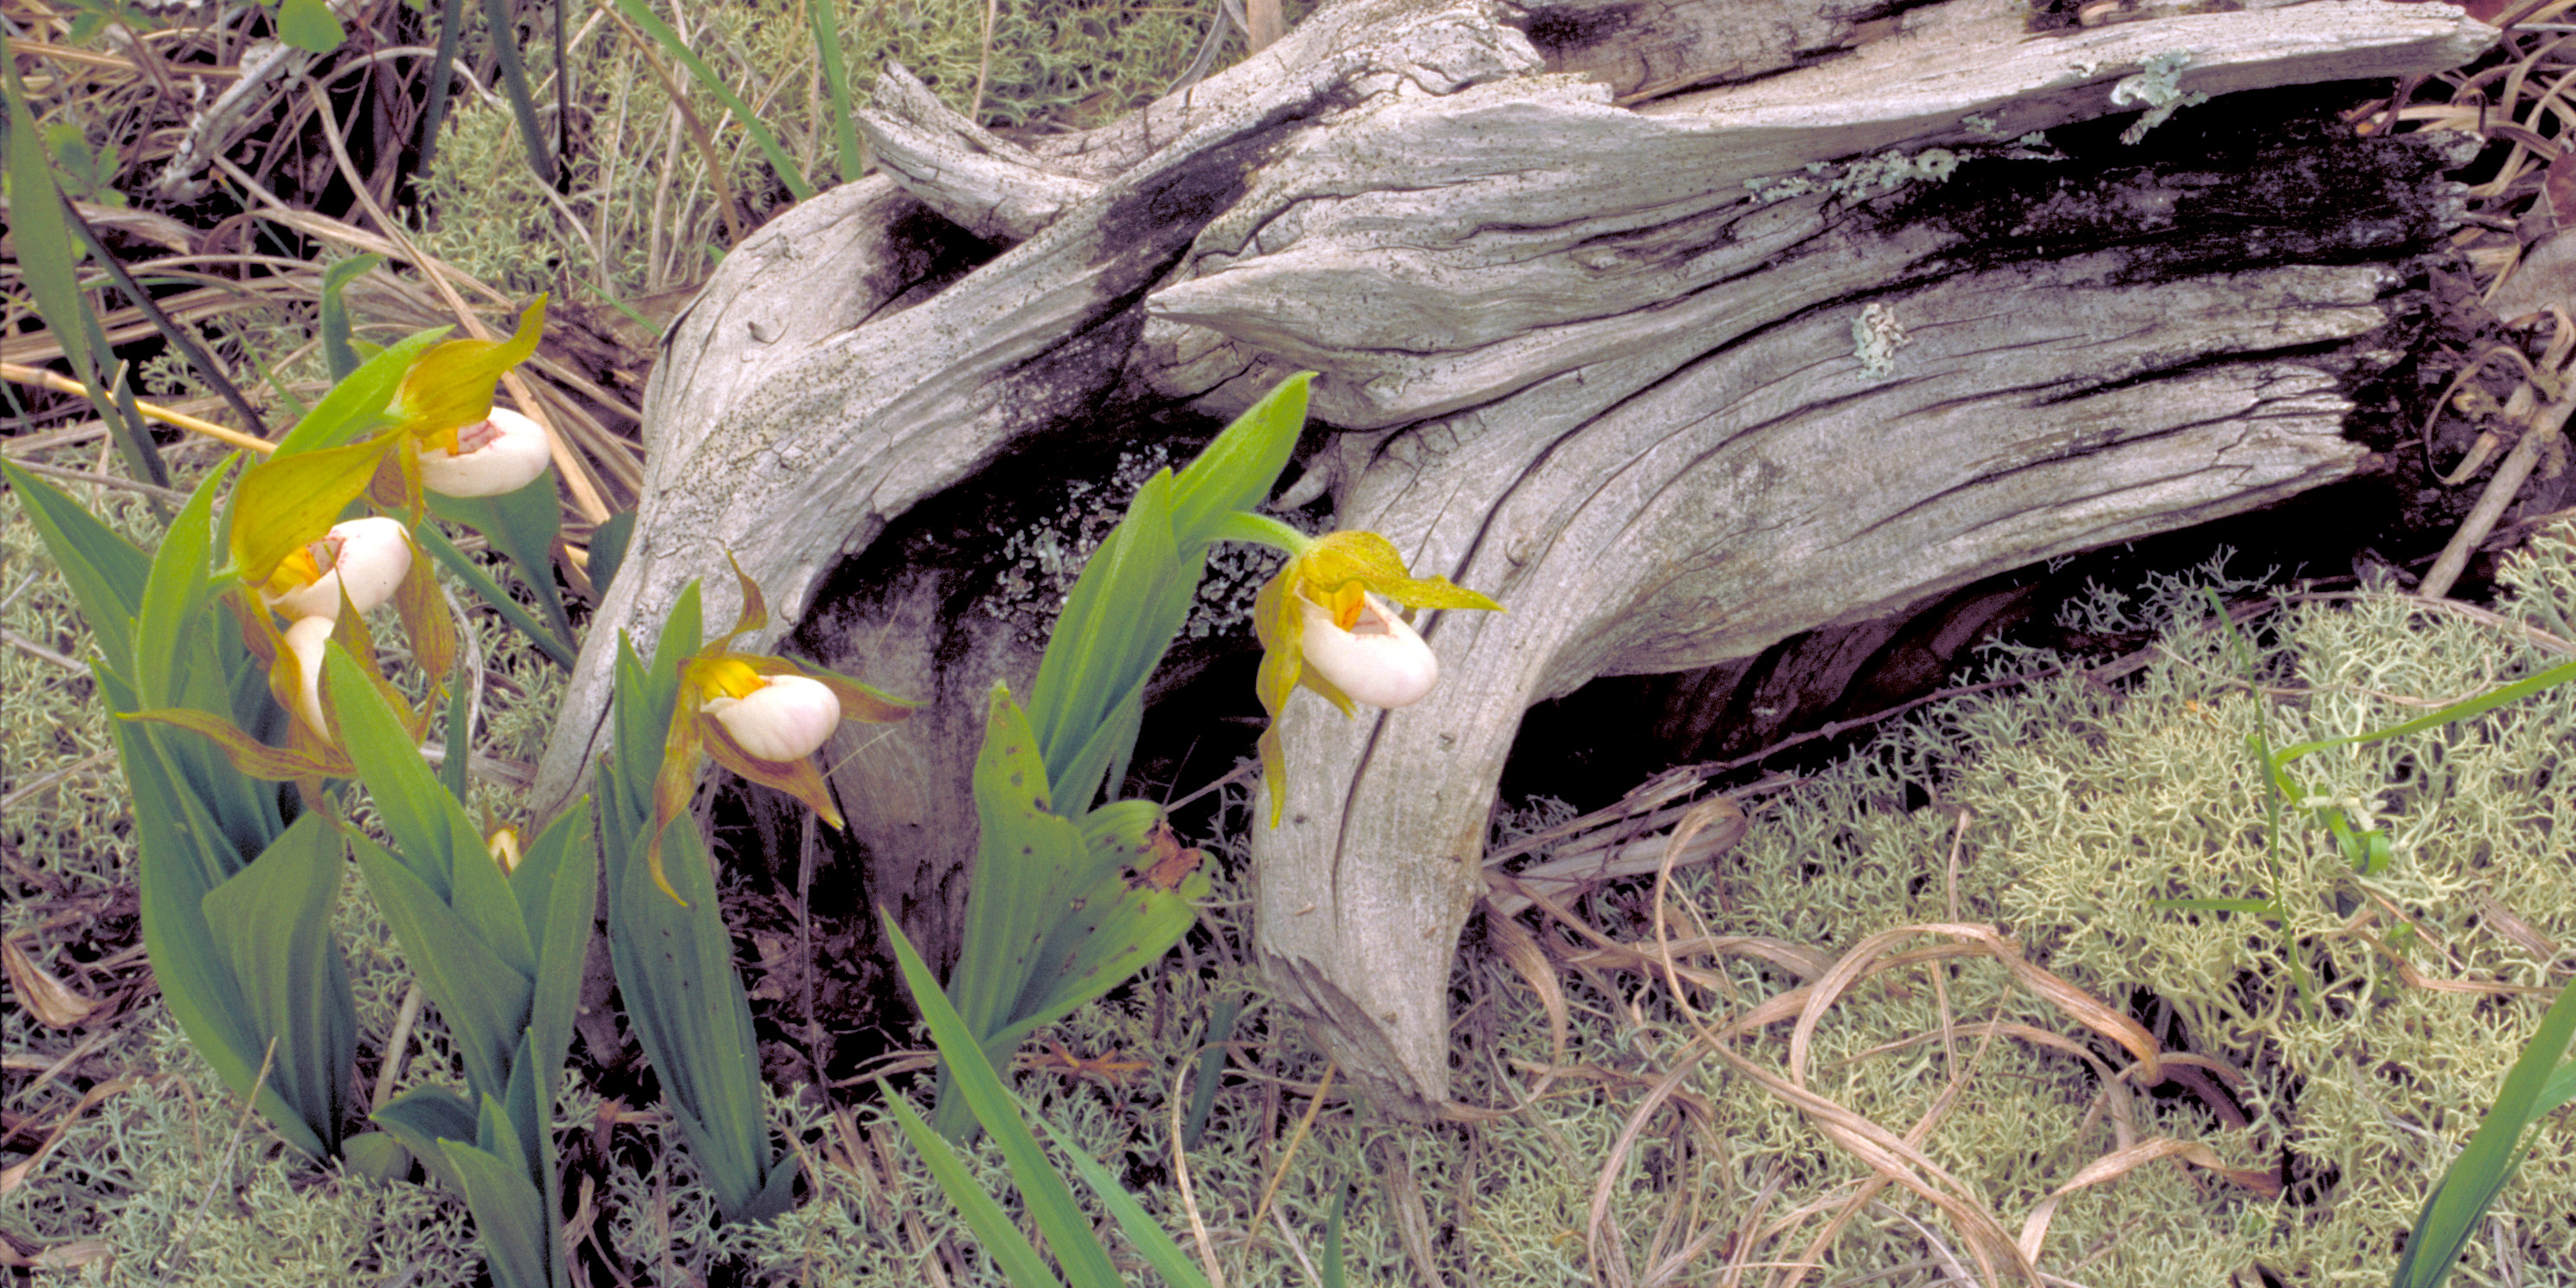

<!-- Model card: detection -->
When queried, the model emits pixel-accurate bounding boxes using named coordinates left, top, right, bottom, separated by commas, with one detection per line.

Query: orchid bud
left=263, top=516, right=412, bottom=621
left=702, top=673, right=842, bottom=762
left=1295, top=590, right=1439, bottom=709
left=419, top=407, right=552, bottom=498
left=284, top=615, right=336, bottom=736
left=486, top=828, right=523, bottom=876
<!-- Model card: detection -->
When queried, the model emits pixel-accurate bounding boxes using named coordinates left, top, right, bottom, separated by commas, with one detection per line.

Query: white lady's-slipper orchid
left=643, top=557, right=917, bottom=902
left=261, top=516, right=413, bottom=621
left=702, top=668, right=843, bottom=762
left=418, top=407, right=553, bottom=497
left=1293, top=590, right=1439, bottom=709
left=1252, top=529, right=1503, bottom=825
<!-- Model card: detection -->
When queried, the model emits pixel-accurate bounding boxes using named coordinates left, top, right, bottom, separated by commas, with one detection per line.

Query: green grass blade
left=320, top=254, right=388, bottom=382
left=1038, top=1115, right=1215, bottom=1288
left=1182, top=993, right=1243, bottom=1149
left=61, top=203, right=267, bottom=437
left=1323, top=1187, right=1348, bottom=1288
left=887, top=919, right=1126, bottom=1288
left=479, top=0, right=559, bottom=189
left=5, top=59, right=165, bottom=488
left=879, top=1089, right=1068, bottom=1288
left=601, top=0, right=816, bottom=201
left=2278, top=655, right=2576, bottom=767
left=2393, top=978, right=2576, bottom=1288
left=808, top=0, right=862, bottom=182
left=415, top=0, right=468, bottom=178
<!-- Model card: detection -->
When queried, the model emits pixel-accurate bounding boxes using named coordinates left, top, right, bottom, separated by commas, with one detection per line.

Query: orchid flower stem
left=1204, top=509, right=1313, bottom=557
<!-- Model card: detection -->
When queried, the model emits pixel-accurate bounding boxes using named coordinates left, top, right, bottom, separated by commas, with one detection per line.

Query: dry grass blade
left=1482, top=911, right=1572, bottom=1103
left=1168, top=1060, right=1227, bottom=1288
left=0, top=1077, right=143, bottom=1195
left=1238, top=1059, right=1332, bottom=1282
left=1703, top=1039, right=2032, bottom=1288
left=1379, top=1136, right=1449, bottom=1288
left=2013, top=1137, right=2282, bottom=1265
left=1, top=361, right=271, bottom=453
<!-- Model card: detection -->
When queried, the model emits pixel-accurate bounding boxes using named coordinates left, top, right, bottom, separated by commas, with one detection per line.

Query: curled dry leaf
left=0, top=937, right=99, bottom=1029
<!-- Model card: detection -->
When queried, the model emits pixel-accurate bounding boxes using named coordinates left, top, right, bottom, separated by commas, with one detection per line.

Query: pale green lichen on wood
left=1852, top=300, right=1909, bottom=377
left=2111, top=49, right=2211, bottom=145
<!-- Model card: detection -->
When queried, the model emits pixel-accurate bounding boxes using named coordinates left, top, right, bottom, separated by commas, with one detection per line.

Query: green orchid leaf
left=937, top=686, right=1090, bottom=1140
left=519, top=804, right=597, bottom=1119
left=1168, top=371, right=1311, bottom=544
left=199, top=810, right=359, bottom=1158
left=441, top=1137, right=555, bottom=1288
left=228, top=438, right=391, bottom=586
left=995, top=866, right=1208, bottom=1054
left=878, top=1088, right=1067, bottom=1288
left=1038, top=1113, right=1214, bottom=1288
left=0, top=460, right=150, bottom=674
left=606, top=814, right=785, bottom=1222
left=428, top=467, right=574, bottom=650
left=412, top=523, right=576, bottom=668
left=133, top=464, right=229, bottom=710
left=587, top=509, right=637, bottom=601
left=328, top=647, right=536, bottom=976
left=1024, top=471, right=1182, bottom=811
left=352, top=834, right=532, bottom=1102
left=272, top=328, right=447, bottom=458
left=340, top=1130, right=412, bottom=1183
left=113, top=675, right=325, bottom=1156
left=374, top=1084, right=480, bottom=1193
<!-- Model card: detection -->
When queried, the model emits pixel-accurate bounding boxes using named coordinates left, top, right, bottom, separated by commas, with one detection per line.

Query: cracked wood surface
left=532, top=0, right=2495, bottom=1117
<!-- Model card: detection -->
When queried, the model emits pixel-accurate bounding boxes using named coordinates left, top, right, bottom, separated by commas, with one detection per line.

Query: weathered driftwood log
left=531, top=0, right=2495, bottom=1117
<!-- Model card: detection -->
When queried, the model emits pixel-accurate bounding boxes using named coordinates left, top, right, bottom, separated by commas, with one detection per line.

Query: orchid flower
left=259, top=516, right=415, bottom=739
left=647, top=558, right=916, bottom=900
left=416, top=406, right=553, bottom=498
left=1251, top=529, right=1503, bottom=825
left=226, top=299, right=550, bottom=599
